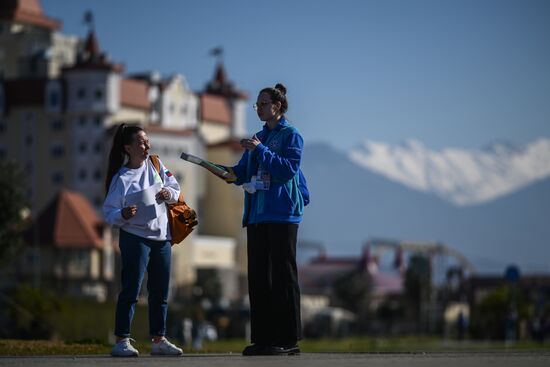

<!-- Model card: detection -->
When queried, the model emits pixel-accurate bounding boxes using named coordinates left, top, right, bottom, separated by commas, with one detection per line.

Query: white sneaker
left=151, top=337, right=183, bottom=356
left=111, top=338, right=139, bottom=357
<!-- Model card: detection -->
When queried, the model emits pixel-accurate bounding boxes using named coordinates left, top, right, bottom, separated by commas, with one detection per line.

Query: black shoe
left=242, top=344, right=273, bottom=356
left=270, top=344, right=300, bottom=355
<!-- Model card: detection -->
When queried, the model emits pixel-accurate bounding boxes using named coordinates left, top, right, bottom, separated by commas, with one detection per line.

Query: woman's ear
left=123, top=144, right=131, bottom=155
left=274, top=101, right=282, bottom=112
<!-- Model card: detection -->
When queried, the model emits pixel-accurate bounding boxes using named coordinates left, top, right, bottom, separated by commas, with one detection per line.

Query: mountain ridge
left=299, top=140, right=550, bottom=274
left=347, top=138, right=550, bottom=206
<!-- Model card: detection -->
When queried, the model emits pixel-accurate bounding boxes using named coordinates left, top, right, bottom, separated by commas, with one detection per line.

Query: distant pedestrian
left=103, top=123, right=184, bottom=357
left=223, top=83, right=309, bottom=356
left=457, top=311, right=466, bottom=340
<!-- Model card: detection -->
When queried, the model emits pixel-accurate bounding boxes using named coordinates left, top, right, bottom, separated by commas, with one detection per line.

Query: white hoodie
left=103, top=157, right=180, bottom=241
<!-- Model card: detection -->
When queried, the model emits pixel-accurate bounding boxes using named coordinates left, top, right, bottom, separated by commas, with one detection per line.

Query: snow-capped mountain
left=299, top=139, right=550, bottom=273
left=348, top=138, right=550, bottom=206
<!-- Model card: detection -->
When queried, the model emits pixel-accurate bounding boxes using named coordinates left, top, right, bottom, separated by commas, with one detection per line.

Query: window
left=77, top=87, right=86, bottom=100
left=93, top=169, right=102, bottom=181
left=0, top=121, right=5, bottom=134
left=79, top=142, right=87, bottom=153
left=93, top=142, right=102, bottom=153
left=51, top=144, right=65, bottom=158
left=52, top=171, right=64, bottom=184
left=0, top=86, right=4, bottom=113
left=95, top=89, right=103, bottom=100
left=79, top=116, right=86, bottom=126
left=0, top=146, right=5, bottom=159
left=78, top=169, right=87, bottom=180
left=94, top=196, right=102, bottom=207
left=25, top=135, right=32, bottom=146
left=94, top=116, right=102, bottom=127
left=49, top=91, right=59, bottom=107
left=51, top=120, right=64, bottom=131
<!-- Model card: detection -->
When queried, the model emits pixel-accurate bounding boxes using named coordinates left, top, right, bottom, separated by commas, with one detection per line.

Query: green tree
left=0, top=160, right=28, bottom=264
left=333, top=268, right=372, bottom=314
left=470, top=285, right=530, bottom=340
left=332, top=268, right=372, bottom=332
left=7, top=284, right=60, bottom=339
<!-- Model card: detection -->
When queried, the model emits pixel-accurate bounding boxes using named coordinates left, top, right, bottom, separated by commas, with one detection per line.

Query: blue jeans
left=114, top=230, right=171, bottom=338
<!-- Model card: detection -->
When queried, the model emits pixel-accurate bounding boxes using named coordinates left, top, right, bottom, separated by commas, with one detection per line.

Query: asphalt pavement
left=1, top=352, right=550, bottom=367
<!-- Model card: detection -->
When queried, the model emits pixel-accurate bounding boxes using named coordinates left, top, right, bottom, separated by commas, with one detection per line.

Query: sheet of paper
left=124, top=183, right=166, bottom=225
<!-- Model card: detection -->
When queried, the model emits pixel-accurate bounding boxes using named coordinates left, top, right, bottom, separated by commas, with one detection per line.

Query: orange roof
left=200, top=94, right=231, bottom=125
left=34, top=190, right=104, bottom=249
left=120, top=78, right=150, bottom=110
left=0, top=0, right=60, bottom=30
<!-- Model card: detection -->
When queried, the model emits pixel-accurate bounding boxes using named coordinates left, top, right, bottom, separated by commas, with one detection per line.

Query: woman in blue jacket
left=227, top=83, right=309, bottom=356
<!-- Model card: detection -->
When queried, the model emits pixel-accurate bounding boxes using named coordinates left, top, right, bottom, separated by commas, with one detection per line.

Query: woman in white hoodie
left=103, top=123, right=183, bottom=357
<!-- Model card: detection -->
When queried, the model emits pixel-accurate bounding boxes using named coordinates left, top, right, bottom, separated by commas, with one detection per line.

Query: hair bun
left=274, top=83, right=287, bottom=96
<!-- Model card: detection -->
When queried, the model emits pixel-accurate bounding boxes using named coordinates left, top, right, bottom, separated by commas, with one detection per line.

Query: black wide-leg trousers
left=246, top=222, right=302, bottom=346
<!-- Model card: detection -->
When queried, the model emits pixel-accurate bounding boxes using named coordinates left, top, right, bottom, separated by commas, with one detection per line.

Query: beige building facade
left=0, top=0, right=251, bottom=301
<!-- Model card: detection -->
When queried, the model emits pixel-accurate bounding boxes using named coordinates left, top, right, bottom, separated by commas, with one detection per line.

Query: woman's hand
left=240, top=134, right=260, bottom=151
left=155, top=188, right=171, bottom=201
left=122, top=205, right=137, bottom=220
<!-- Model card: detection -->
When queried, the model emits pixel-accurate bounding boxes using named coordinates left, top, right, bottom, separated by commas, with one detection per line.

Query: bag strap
left=149, top=155, right=162, bottom=175
left=149, top=155, right=185, bottom=202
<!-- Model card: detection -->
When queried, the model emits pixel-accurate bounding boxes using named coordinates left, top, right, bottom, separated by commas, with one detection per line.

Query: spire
left=63, top=11, right=123, bottom=73
left=204, top=61, right=247, bottom=100
left=84, top=29, right=101, bottom=60
left=213, top=62, right=228, bottom=86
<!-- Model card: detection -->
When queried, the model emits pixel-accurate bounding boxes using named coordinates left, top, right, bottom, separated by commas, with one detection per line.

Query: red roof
left=0, top=0, right=60, bottom=30
left=120, top=78, right=150, bottom=110
left=200, top=94, right=231, bottom=125
left=33, top=190, right=105, bottom=249
left=298, top=254, right=404, bottom=295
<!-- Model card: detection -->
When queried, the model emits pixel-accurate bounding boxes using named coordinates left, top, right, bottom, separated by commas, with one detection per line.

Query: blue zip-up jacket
left=231, top=118, right=309, bottom=226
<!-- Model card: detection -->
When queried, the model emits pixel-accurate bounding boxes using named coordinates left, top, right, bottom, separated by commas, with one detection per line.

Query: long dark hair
left=259, top=83, right=288, bottom=115
left=105, top=123, right=143, bottom=194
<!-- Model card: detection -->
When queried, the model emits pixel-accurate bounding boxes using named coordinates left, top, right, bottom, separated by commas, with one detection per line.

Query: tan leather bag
left=150, top=155, right=198, bottom=245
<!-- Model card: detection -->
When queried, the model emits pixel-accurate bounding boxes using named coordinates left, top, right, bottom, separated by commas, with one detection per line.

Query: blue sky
left=42, top=0, right=550, bottom=150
